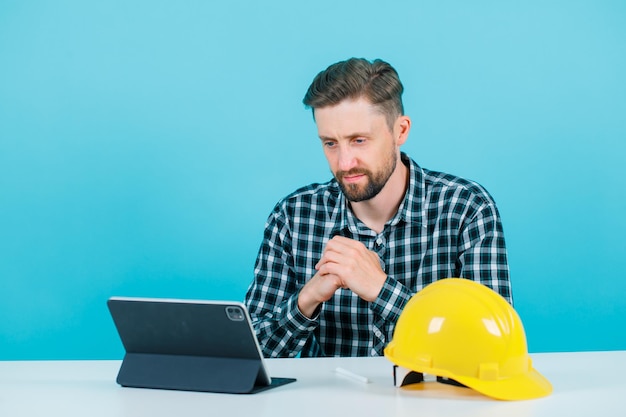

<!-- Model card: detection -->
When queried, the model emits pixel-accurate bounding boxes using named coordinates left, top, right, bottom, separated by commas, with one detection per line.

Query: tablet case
left=107, top=297, right=296, bottom=394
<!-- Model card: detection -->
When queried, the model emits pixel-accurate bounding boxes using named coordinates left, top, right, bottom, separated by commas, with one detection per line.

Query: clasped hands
left=297, top=236, right=387, bottom=318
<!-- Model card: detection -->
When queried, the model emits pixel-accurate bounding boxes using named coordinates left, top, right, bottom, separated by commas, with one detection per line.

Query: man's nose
left=337, top=146, right=357, bottom=171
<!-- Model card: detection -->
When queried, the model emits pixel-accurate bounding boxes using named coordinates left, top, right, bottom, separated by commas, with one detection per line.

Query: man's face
left=314, top=98, right=400, bottom=202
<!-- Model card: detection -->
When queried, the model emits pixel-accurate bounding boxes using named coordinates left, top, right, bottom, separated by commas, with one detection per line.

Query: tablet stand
left=117, top=353, right=295, bottom=394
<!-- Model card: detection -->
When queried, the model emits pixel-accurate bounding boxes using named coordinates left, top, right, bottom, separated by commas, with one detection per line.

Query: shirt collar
left=397, top=152, right=427, bottom=226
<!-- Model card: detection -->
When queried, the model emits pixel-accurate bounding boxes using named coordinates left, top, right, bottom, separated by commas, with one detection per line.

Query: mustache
left=336, top=168, right=370, bottom=180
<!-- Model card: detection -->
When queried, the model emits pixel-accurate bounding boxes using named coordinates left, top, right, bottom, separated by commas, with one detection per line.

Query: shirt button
left=376, top=238, right=383, bottom=246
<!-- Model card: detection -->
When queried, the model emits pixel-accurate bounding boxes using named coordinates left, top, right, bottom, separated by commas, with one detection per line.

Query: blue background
left=1, top=1, right=625, bottom=360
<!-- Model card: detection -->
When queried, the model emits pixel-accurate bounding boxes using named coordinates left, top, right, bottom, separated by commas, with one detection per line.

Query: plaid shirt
left=245, top=153, right=511, bottom=358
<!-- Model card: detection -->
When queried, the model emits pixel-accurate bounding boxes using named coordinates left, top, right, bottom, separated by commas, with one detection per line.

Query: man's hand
left=315, top=236, right=387, bottom=302
left=297, top=271, right=344, bottom=318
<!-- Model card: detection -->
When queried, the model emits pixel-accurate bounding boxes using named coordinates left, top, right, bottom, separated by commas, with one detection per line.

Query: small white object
left=334, top=367, right=370, bottom=384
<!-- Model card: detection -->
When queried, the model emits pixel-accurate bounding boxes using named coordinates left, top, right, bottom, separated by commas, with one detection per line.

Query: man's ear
left=395, top=115, right=411, bottom=146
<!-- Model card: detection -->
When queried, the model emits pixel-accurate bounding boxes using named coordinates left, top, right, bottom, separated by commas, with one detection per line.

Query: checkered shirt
left=244, top=153, right=511, bottom=358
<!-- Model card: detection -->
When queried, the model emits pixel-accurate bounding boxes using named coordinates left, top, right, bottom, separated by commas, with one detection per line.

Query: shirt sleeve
left=244, top=203, right=319, bottom=358
left=457, top=199, right=513, bottom=304
left=370, top=275, right=414, bottom=326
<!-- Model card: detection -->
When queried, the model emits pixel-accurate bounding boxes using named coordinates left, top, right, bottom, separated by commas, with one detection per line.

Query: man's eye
left=324, top=141, right=336, bottom=148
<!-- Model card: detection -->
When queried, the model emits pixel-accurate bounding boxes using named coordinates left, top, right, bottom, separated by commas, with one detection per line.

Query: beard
left=335, top=149, right=398, bottom=202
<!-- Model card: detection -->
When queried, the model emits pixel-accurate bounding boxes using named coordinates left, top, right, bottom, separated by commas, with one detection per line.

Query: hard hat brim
left=453, top=367, right=553, bottom=401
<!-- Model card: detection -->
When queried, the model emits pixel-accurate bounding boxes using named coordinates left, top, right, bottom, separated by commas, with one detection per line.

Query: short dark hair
left=303, top=58, right=404, bottom=128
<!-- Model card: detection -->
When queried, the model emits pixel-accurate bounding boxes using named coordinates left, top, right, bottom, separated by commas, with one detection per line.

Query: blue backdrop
left=1, top=1, right=625, bottom=359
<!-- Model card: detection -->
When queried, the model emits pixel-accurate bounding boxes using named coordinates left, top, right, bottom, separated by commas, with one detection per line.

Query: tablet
left=107, top=297, right=296, bottom=394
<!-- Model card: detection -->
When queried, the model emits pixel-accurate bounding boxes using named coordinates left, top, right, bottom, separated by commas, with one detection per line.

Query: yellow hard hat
left=384, top=278, right=552, bottom=401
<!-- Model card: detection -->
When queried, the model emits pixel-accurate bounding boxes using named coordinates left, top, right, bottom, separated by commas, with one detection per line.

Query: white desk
left=1, top=351, right=624, bottom=417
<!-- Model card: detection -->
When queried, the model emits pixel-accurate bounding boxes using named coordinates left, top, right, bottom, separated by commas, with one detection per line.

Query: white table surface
left=1, top=351, right=624, bottom=416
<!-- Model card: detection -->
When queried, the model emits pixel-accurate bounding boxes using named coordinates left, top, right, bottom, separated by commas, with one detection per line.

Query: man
left=245, top=58, right=511, bottom=358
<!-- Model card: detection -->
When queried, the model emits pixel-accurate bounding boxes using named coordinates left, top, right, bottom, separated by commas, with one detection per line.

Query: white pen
left=334, top=367, right=370, bottom=384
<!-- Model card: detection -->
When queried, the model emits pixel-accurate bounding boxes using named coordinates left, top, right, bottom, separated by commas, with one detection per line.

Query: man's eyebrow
left=318, top=132, right=370, bottom=141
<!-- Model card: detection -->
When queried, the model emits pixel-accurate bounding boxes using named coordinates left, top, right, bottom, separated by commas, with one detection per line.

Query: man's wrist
left=297, top=286, right=321, bottom=319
